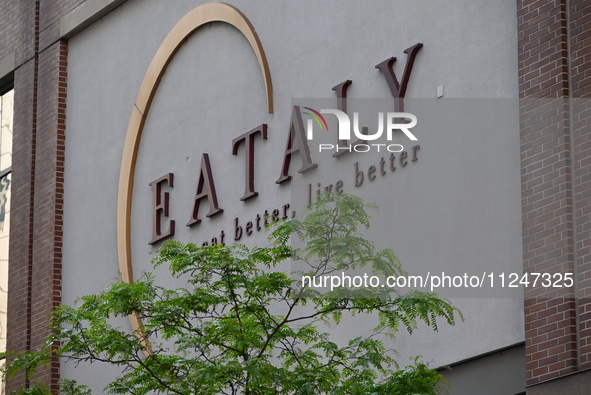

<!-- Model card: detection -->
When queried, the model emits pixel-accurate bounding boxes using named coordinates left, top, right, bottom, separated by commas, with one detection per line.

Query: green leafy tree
left=2, top=193, right=460, bottom=394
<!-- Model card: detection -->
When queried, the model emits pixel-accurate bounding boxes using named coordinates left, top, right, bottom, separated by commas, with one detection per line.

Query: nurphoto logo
left=303, top=107, right=418, bottom=153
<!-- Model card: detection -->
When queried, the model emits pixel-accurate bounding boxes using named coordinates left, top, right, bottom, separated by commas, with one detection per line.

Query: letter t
left=232, top=124, right=268, bottom=201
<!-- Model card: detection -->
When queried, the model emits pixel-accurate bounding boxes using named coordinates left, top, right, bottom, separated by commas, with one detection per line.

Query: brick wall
left=28, top=40, right=68, bottom=391
left=570, top=0, right=591, bottom=372
left=38, top=0, right=84, bottom=51
left=5, top=56, right=37, bottom=393
left=0, top=1, right=36, bottom=68
left=3, top=0, right=77, bottom=392
left=518, top=0, right=591, bottom=388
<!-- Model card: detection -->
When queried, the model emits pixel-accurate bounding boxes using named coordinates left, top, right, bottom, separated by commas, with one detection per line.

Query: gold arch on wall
left=117, top=2, right=274, bottom=340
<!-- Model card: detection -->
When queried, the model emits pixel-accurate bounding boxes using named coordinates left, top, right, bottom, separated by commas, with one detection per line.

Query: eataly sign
left=147, top=43, right=424, bottom=245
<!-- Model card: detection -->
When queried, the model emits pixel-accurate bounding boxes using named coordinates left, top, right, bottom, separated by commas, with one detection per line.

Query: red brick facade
left=2, top=0, right=76, bottom=391
left=517, top=0, right=591, bottom=390
left=569, top=0, right=591, bottom=374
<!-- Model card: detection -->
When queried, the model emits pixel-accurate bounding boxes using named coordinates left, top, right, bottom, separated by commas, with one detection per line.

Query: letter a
left=187, top=153, right=223, bottom=226
left=276, top=105, right=318, bottom=184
